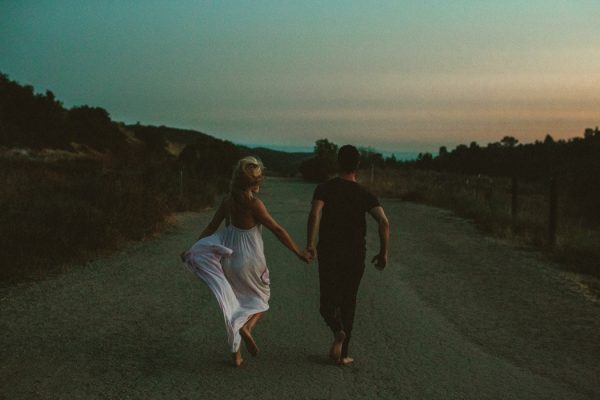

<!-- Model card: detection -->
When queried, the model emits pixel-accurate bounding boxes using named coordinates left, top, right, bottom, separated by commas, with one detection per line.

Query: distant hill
left=124, top=123, right=216, bottom=147
left=238, top=146, right=311, bottom=176
left=125, top=124, right=311, bottom=176
left=125, top=123, right=234, bottom=157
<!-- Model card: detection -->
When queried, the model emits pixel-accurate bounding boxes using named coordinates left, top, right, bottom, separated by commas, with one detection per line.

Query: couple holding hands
left=181, top=145, right=390, bottom=367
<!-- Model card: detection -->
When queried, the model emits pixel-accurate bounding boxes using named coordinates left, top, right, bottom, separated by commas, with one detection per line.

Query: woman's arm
left=197, top=198, right=228, bottom=240
left=252, top=199, right=309, bottom=262
left=180, top=199, right=228, bottom=262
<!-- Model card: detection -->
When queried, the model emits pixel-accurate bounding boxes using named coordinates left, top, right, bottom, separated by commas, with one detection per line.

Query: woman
left=181, top=156, right=310, bottom=367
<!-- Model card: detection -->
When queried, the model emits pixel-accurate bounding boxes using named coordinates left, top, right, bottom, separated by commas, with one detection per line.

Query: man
left=306, top=144, right=390, bottom=365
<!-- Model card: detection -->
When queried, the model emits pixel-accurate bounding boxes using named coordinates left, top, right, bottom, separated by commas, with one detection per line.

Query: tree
left=67, top=106, right=124, bottom=150
left=299, top=138, right=339, bottom=181
left=500, top=136, right=519, bottom=147
left=384, top=154, right=399, bottom=168
left=314, top=138, right=338, bottom=161
left=133, top=126, right=169, bottom=155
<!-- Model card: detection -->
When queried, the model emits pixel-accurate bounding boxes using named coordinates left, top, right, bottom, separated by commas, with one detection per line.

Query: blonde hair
left=229, top=156, right=264, bottom=205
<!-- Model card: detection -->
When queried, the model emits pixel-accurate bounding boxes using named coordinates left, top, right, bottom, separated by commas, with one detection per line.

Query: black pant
left=317, top=246, right=365, bottom=358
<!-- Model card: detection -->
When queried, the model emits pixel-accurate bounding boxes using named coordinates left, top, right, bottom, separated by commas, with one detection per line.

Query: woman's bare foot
left=231, top=351, right=243, bottom=367
left=240, top=325, right=259, bottom=357
left=329, top=330, right=346, bottom=363
left=338, top=357, right=354, bottom=366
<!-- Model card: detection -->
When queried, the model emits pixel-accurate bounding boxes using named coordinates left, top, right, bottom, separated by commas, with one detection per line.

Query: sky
left=1, top=1, right=599, bottom=153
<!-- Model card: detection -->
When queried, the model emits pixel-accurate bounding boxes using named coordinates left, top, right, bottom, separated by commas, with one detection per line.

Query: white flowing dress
left=182, top=224, right=270, bottom=352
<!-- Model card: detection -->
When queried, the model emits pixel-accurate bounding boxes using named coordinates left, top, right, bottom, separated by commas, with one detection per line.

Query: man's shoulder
left=318, top=177, right=339, bottom=187
left=355, top=182, right=381, bottom=209
left=355, top=181, right=373, bottom=193
left=314, top=177, right=338, bottom=193
left=353, top=181, right=377, bottom=198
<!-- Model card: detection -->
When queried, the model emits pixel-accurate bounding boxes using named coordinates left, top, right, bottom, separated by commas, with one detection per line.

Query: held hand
left=371, top=252, right=387, bottom=271
left=298, top=249, right=312, bottom=264
left=297, top=252, right=309, bottom=263
left=305, top=247, right=316, bottom=261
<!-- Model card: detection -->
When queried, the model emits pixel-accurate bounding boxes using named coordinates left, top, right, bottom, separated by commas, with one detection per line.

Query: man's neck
left=337, top=172, right=357, bottom=182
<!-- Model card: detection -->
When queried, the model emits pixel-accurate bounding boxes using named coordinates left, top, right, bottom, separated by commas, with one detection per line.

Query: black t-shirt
left=312, top=177, right=380, bottom=251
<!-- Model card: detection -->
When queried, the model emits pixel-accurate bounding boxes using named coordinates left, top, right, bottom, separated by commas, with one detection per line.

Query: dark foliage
left=66, top=106, right=126, bottom=151
left=403, top=130, right=600, bottom=227
left=299, top=139, right=339, bottom=181
left=0, top=72, right=241, bottom=283
left=0, top=156, right=176, bottom=283
left=176, top=139, right=241, bottom=207
left=0, top=73, right=130, bottom=151
left=0, top=73, right=67, bottom=148
left=127, top=123, right=242, bottom=208
left=126, top=123, right=215, bottom=146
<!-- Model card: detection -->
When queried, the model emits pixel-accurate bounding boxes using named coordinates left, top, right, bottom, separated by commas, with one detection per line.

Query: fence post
left=548, top=174, right=558, bottom=247
left=179, top=168, right=184, bottom=198
left=511, top=176, right=518, bottom=231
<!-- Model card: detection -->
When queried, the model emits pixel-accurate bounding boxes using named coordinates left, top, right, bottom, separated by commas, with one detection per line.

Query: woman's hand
left=297, top=248, right=313, bottom=264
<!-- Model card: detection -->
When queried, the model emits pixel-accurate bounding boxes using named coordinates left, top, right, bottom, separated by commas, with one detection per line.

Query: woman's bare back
left=225, top=196, right=259, bottom=230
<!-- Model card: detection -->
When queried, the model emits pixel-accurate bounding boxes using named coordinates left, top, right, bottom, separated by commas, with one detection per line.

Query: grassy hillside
left=0, top=73, right=240, bottom=283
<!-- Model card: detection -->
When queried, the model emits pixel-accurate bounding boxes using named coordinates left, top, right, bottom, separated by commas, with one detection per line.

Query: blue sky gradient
left=2, top=1, right=599, bottom=152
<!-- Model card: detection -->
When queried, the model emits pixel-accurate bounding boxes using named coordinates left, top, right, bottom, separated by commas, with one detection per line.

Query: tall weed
left=362, top=168, right=600, bottom=277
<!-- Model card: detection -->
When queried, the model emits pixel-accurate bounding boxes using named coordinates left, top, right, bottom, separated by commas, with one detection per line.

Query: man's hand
left=371, top=252, right=387, bottom=270
left=305, top=247, right=317, bottom=261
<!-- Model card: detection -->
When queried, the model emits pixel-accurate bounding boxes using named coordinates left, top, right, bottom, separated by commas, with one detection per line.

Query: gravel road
left=1, top=178, right=599, bottom=399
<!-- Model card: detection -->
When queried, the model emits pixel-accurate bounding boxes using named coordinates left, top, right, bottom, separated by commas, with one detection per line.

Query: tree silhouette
left=500, top=136, right=519, bottom=147
left=300, top=138, right=339, bottom=181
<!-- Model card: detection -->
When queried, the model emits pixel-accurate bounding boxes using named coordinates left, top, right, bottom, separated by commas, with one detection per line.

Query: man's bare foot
left=240, top=326, right=259, bottom=357
left=338, top=357, right=354, bottom=366
left=329, top=330, right=346, bottom=363
left=231, top=351, right=243, bottom=367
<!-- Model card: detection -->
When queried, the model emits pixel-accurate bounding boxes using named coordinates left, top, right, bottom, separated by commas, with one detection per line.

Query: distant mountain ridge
left=238, top=146, right=311, bottom=176
left=124, top=123, right=311, bottom=176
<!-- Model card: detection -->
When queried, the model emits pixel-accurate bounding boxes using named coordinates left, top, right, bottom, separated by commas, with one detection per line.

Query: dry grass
left=362, top=168, right=600, bottom=278
left=0, top=154, right=214, bottom=284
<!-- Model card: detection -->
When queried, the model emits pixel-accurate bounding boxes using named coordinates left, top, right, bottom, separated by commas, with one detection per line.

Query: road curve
left=1, top=178, right=599, bottom=399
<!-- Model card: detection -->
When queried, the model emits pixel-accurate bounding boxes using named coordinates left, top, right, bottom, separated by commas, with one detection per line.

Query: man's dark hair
left=338, top=145, right=361, bottom=173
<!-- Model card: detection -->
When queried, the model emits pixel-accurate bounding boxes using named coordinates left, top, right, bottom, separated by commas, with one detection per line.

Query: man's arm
left=368, top=206, right=390, bottom=270
left=306, top=200, right=324, bottom=259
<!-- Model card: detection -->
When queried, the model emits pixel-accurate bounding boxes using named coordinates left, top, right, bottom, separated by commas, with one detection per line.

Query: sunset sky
left=1, top=1, right=599, bottom=153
